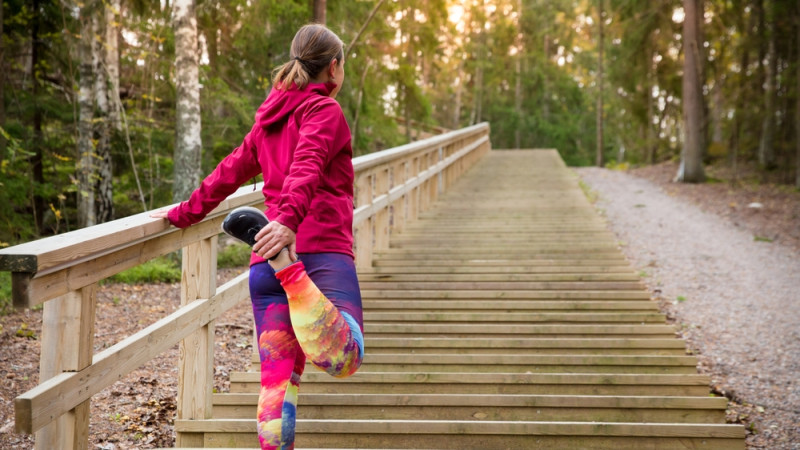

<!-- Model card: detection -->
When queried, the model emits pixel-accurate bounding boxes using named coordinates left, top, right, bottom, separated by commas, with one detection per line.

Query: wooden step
left=360, top=290, right=651, bottom=299
left=174, top=419, right=744, bottom=449
left=230, top=371, right=716, bottom=397
left=362, top=323, right=677, bottom=338
left=362, top=300, right=660, bottom=311
left=211, top=393, right=727, bottom=423
left=249, top=354, right=698, bottom=374
left=358, top=273, right=641, bottom=282
left=362, top=311, right=665, bottom=323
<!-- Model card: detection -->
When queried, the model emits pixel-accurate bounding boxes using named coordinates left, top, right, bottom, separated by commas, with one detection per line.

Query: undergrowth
left=111, top=256, right=181, bottom=284
left=217, top=242, right=252, bottom=268
left=0, top=271, right=11, bottom=315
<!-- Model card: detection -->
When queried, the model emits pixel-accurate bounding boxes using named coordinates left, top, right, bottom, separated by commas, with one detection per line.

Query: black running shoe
left=222, top=206, right=285, bottom=260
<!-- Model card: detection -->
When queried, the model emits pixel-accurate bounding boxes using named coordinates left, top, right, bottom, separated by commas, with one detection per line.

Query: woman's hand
left=253, top=220, right=297, bottom=261
left=150, top=209, right=170, bottom=219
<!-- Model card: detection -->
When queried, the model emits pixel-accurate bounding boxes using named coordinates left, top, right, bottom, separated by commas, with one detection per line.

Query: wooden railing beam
left=14, top=272, right=249, bottom=434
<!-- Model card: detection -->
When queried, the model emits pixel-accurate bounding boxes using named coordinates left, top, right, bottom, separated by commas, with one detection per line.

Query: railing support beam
left=33, top=284, right=96, bottom=450
left=176, top=236, right=217, bottom=446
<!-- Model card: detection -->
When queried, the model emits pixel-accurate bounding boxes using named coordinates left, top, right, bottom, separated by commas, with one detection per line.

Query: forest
left=1, top=0, right=799, bottom=246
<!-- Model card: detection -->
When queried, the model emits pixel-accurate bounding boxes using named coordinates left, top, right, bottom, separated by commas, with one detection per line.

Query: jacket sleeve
left=274, top=99, right=347, bottom=232
left=167, top=126, right=262, bottom=228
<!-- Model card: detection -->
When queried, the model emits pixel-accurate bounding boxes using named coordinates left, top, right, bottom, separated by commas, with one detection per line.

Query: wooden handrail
left=0, top=123, right=491, bottom=447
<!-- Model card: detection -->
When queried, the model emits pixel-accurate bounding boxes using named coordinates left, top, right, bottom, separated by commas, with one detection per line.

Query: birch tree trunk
left=106, top=0, right=121, bottom=132
left=78, top=2, right=96, bottom=228
left=677, top=0, right=706, bottom=183
left=595, top=0, right=604, bottom=167
left=94, top=10, right=113, bottom=223
left=172, top=0, right=203, bottom=202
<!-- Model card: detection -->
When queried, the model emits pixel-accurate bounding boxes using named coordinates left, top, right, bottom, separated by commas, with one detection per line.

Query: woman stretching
left=152, top=24, right=364, bottom=449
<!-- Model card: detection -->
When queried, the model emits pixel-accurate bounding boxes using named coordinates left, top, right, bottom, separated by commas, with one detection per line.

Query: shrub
left=218, top=242, right=252, bottom=268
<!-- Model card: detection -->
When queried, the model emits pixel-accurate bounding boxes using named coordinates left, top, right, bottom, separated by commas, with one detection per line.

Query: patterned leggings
left=249, top=253, right=364, bottom=450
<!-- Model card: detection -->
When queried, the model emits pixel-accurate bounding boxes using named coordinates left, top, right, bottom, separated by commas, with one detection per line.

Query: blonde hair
left=272, top=24, right=345, bottom=91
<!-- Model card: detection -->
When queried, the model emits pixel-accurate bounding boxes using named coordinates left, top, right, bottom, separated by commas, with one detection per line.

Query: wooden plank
left=14, top=272, right=249, bottom=434
left=174, top=418, right=745, bottom=438
left=177, top=237, right=217, bottom=447
left=0, top=186, right=263, bottom=274
left=30, top=284, right=96, bottom=449
left=362, top=312, right=665, bottom=323
left=15, top=215, right=230, bottom=308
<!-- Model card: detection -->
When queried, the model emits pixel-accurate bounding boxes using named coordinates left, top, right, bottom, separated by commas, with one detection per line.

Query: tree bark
left=78, top=2, right=96, bottom=228
left=758, top=2, right=777, bottom=169
left=596, top=0, right=604, bottom=167
left=94, top=8, right=113, bottom=223
left=514, top=0, right=523, bottom=149
left=313, top=0, right=326, bottom=25
left=645, top=47, right=656, bottom=164
left=172, top=0, right=203, bottom=202
left=352, top=60, right=372, bottom=151
left=796, top=0, right=800, bottom=188
left=30, top=0, right=47, bottom=234
left=0, top=0, right=6, bottom=164
left=677, top=0, right=705, bottom=183
left=106, top=0, right=121, bottom=132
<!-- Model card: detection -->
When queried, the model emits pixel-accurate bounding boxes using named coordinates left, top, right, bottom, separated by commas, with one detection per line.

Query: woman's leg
left=250, top=263, right=305, bottom=450
left=272, top=252, right=364, bottom=378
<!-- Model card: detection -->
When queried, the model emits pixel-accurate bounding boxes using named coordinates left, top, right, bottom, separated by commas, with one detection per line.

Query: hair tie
left=293, top=56, right=307, bottom=64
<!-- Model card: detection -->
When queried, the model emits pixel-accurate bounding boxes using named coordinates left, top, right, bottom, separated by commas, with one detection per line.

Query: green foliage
left=111, top=257, right=181, bottom=284
left=0, top=271, right=12, bottom=315
left=217, top=242, right=253, bottom=268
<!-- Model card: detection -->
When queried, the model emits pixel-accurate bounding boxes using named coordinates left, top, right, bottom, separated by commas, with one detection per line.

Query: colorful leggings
left=249, top=253, right=364, bottom=450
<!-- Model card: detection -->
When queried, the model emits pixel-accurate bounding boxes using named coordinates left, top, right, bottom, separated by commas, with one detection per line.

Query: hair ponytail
left=272, top=24, right=344, bottom=91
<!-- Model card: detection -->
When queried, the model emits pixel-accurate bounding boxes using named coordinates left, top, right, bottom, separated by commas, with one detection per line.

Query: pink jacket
left=167, top=82, right=355, bottom=263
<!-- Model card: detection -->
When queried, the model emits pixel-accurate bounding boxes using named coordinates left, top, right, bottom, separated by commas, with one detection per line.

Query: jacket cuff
left=167, top=205, right=193, bottom=228
left=274, top=213, right=300, bottom=233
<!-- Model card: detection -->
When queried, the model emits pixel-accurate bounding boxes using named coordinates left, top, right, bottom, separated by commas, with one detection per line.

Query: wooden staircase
left=173, top=150, right=745, bottom=449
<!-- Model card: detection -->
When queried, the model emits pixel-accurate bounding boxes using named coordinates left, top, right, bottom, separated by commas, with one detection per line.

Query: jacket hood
left=255, top=82, right=337, bottom=128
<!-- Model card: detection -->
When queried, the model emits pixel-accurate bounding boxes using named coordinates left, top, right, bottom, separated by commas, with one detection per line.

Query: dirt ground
left=1, top=160, right=798, bottom=449
left=0, top=267, right=254, bottom=449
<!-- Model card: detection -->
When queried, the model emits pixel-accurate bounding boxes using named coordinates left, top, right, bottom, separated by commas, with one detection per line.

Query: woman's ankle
left=268, top=248, right=295, bottom=272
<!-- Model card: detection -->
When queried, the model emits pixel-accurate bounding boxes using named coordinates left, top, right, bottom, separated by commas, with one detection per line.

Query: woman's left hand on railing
left=150, top=209, right=170, bottom=219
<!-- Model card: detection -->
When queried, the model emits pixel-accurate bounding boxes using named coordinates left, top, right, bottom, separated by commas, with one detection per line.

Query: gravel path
left=577, top=167, right=800, bottom=450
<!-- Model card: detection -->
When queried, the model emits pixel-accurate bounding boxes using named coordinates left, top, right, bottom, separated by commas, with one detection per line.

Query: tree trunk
left=646, top=47, right=656, bottom=164
left=595, top=0, right=604, bottom=167
left=106, top=0, right=121, bottom=132
left=78, top=2, right=96, bottom=228
left=758, top=3, right=777, bottom=169
left=677, top=0, right=705, bottom=183
left=352, top=60, right=372, bottom=151
left=796, top=0, right=800, bottom=188
left=30, top=0, right=47, bottom=234
left=514, top=0, right=523, bottom=149
left=94, top=8, right=113, bottom=223
left=172, top=0, right=203, bottom=202
left=0, top=0, right=5, bottom=164
left=313, top=0, right=326, bottom=25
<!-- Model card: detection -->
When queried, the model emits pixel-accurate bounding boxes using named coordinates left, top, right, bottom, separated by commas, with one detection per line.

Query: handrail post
left=176, top=236, right=217, bottom=446
left=354, top=173, right=374, bottom=271
left=374, top=168, right=390, bottom=253
left=34, top=284, right=96, bottom=450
